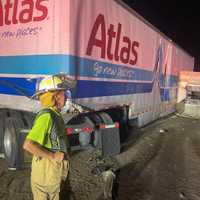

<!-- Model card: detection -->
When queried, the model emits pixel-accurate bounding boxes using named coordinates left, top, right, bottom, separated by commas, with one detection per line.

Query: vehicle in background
left=177, top=71, right=200, bottom=117
left=0, top=0, right=194, bottom=169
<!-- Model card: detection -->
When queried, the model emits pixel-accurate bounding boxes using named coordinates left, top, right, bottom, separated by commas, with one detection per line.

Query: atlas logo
left=86, top=14, right=140, bottom=66
left=0, top=0, right=48, bottom=26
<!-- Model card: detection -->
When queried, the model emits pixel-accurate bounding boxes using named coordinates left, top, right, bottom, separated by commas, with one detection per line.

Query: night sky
left=122, top=0, right=200, bottom=71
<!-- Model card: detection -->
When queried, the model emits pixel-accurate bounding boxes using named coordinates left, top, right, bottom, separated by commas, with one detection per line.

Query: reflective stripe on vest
left=35, top=108, right=69, bottom=155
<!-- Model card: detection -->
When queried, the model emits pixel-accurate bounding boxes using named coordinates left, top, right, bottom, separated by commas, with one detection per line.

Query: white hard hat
left=32, top=76, right=68, bottom=99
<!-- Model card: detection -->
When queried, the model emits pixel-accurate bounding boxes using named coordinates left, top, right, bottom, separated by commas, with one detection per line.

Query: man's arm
left=23, top=139, right=64, bottom=162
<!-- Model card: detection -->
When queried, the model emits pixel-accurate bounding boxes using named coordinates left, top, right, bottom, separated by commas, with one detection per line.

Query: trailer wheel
left=4, top=117, right=25, bottom=170
left=78, top=116, right=94, bottom=146
left=88, top=114, right=102, bottom=148
left=98, top=112, right=113, bottom=124
left=0, top=109, right=7, bottom=158
left=119, top=107, right=129, bottom=142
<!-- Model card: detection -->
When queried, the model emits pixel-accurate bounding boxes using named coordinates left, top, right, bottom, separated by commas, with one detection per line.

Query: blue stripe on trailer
left=0, top=76, right=176, bottom=103
left=0, top=54, right=177, bottom=100
left=160, top=88, right=170, bottom=101
left=0, top=55, right=74, bottom=75
left=159, top=75, right=178, bottom=87
left=0, top=54, right=154, bottom=81
left=0, top=76, right=153, bottom=98
left=74, top=56, right=153, bottom=82
left=0, top=54, right=177, bottom=86
left=74, top=80, right=154, bottom=98
left=0, top=77, right=36, bottom=96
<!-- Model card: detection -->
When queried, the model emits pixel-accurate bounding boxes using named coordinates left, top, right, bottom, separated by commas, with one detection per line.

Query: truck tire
left=0, top=109, right=6, bottom=158
left=4, top=117, right=25, bottom=170
left=98, top=112, right=113, bottom=124
left=88, top=114, right=102, bottom=148
left=119, top=107, right=129, bottom=142
left=66, top=115, right=95, bottom=148
left=78, top=116, right=94, bottom=146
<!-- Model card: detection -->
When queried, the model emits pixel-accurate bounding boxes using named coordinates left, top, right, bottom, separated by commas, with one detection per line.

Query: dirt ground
left=116, top=114, right=200, bottom=200
left=0, top=114, right=200, bottom=200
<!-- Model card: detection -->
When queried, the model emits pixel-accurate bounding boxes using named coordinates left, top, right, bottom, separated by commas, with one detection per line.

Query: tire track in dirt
left=116, top=117, right=200, bottom=200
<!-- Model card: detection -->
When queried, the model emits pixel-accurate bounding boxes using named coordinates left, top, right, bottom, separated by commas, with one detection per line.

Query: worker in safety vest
left=23, top=76, right=71, bottom=200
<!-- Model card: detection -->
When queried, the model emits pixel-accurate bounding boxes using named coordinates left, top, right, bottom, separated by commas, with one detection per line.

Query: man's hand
left=52, top=152, right=64, bottom=163
left=23, top=139, right=64, bottom=163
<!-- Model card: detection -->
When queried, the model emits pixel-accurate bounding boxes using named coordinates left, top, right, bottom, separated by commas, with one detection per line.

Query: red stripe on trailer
left=99, top=122, right=119, bottom=129
left=66, top=128, right=73, bottom=135
left=115, top=122, right=120, bottom=128
left=82, top=127, right=93, bottom=133
left=66, top=127, right=93, bottom=135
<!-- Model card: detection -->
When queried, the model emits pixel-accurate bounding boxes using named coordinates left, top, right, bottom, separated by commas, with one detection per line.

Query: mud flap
left=101, top=127, right=120, bottom=156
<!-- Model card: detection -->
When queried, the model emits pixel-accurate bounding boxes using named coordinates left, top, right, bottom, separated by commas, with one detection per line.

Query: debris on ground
left=1, top=115, right=200, bottom=200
